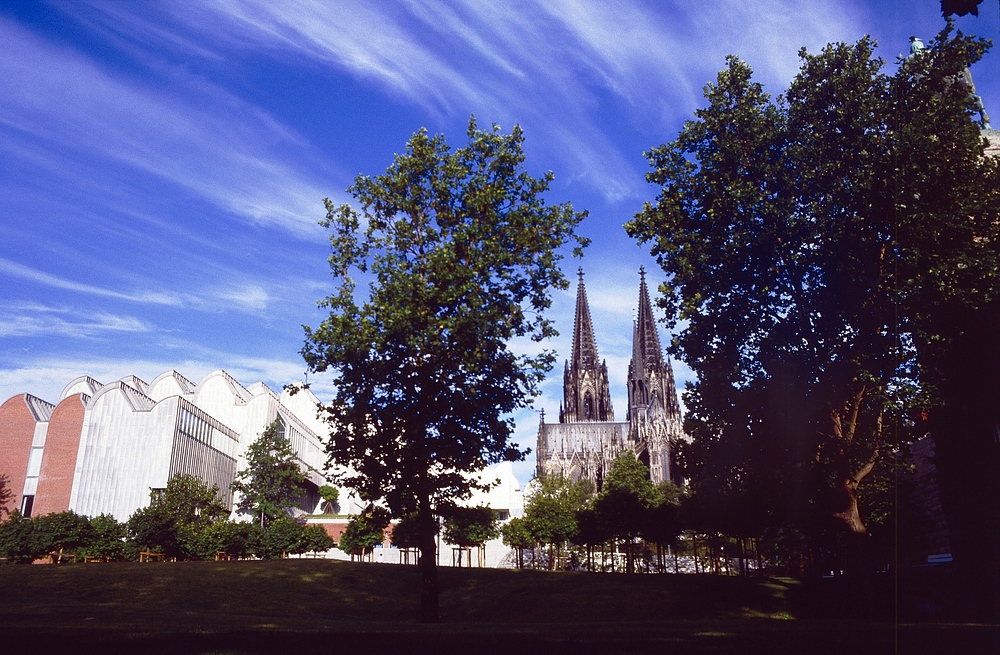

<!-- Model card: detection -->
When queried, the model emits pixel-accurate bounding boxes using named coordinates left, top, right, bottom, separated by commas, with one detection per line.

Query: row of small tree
left=506, top=451, right=914, bottom=577
left=502, top=452, right=681, bottom=574
left=0, top=471, right=333, bottom=564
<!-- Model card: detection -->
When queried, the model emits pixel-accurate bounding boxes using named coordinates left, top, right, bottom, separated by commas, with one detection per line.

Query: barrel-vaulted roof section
left=149, top=370, right=197, bottom=401
left=60, top=376, right=103, bottom=401
left=88, top=381, right=156, bottom=412
left=196, top=370, right=253, bottom=406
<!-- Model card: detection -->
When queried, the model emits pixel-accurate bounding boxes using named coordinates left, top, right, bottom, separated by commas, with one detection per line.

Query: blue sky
left=2, top=1, right=996, bottom=485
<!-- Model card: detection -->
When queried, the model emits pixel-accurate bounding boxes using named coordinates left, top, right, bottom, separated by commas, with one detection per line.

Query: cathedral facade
left=536, top=268, right=684, bottom=488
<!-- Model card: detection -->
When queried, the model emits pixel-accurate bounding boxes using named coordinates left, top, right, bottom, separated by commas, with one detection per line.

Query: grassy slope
left=1, top=560, right=996, bottom=654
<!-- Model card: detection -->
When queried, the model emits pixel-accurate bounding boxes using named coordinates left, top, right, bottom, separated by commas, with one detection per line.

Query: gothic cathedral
left=536, top=268, right=684, bottom=487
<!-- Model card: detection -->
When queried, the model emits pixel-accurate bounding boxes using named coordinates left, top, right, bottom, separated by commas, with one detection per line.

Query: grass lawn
left=1, top=559, right=997, bottom=654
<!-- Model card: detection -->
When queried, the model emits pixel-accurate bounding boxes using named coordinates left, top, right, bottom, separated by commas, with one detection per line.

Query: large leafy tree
left=629, top=36, right=903, bottom=547
left=499, top=517, right=533, bottom=569
left=0, top=511, right=44, bottom=563
left=231, top=419, right=307, bottom=528
left=81, top=514, right=129, bottom=561
left=31, top=511, right=95, bottom=563
left=442, top=505, right=499, bottom=566
left=628, top=28, right=997, bottom=582
left=301, top=118, right=587, bottom=621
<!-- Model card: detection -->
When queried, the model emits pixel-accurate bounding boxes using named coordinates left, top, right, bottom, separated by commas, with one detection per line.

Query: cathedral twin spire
left=545, top=266, right=684, bottom=486
left=561, top=267, right=681, bottom=426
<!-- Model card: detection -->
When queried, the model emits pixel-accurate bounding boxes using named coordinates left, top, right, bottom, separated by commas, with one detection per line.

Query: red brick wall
left=321, top=522, right=348, bottom=543
left=33, top=395, right=86, bottom=516
left=313, top=521, right=392, bottom=548
left=0, top=395, right=39, bottom=516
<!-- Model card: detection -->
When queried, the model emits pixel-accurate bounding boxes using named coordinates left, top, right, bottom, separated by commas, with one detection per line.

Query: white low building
left=1, top=369, right=352, bottom=522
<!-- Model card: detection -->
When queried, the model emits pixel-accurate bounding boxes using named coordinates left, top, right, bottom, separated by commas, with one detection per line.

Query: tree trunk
left=832, top=476, right=867, bottom=536
left=417, top=495, right=438, bottom=623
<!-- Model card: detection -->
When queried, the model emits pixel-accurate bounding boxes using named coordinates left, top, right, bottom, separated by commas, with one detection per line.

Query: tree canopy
left=442, top=505, right=499, bottom=548
left=127, top=474, right=228, bottom=559
left=301, top=117, right=587, bottom=621
left=593, top=452, right=659, bottom=573
left=338, top=507, right=390, bottom=559
left=523, top=473, right=593, bottom=569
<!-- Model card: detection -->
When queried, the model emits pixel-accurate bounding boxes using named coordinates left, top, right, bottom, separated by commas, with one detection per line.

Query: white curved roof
left=148, top=370, right=197, bottom=401
left=60, top=376, right=103, bottom=401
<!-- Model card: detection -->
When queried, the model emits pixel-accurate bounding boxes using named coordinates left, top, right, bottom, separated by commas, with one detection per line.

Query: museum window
left=20, top=495, right=34, bottom=518
left=26, top=446, right=43, bottom=478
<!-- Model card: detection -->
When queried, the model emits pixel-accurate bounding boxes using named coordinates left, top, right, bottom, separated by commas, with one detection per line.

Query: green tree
left=338, top=507, right=391, bottom=560
left=572, top=506, right=609, bottom=572
left=318, top=485, right=340, bottom=514
left=301, top=524, right=335, bottom=554
left=442, top=505, right=499, bottom=567
left=523, top=474, right=593, bottom=569
left=256, top=516, right=306, bottom=559
left=389, top=511, right=423, bottom=550
left=127, top=474, right=228, bottom=559
left=892, top=29, right=1000, bottom=618
left=594, top=452, right=659, bottom=574
left=301, top=117, right=587, bottom=621
left=629, top=27, right=998, bottom=598
left=31, top=511, right=95, bottom=563
left=80, top=514, right=129, bottom=561
left=127, top=504, right=179, bottom=558
left=641, top=482, right=684, bottom=573
left=499, top=516, right=533, bottom=569
left=231, top=419, right=307, bottom=529
left=199, top=520, right=262, bottom=560
left=159, top=474, right=228, bottom=529
left=0, top=510, right=43, bottom=563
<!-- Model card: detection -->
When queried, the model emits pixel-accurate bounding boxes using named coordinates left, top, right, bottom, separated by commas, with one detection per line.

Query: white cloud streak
left=0, top=258, right=294, bottom=316
left=136, top=0, right=860, bottom=203
left=0, top=304, right=155, bottom=339
left=0, top=20, right=334, bottom=238
left=0, top=258, right=189, bottom=306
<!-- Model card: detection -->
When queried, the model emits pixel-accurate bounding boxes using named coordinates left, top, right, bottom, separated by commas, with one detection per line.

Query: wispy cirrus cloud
left=0, top=20, right=335, bottom=238
left=125, top=0, right=859, bottom=202
left=0, top=304, right=154, bottom=339
left=0, top=258, right=190, bottom=307
left=0, top=258, right=299, bottom=316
